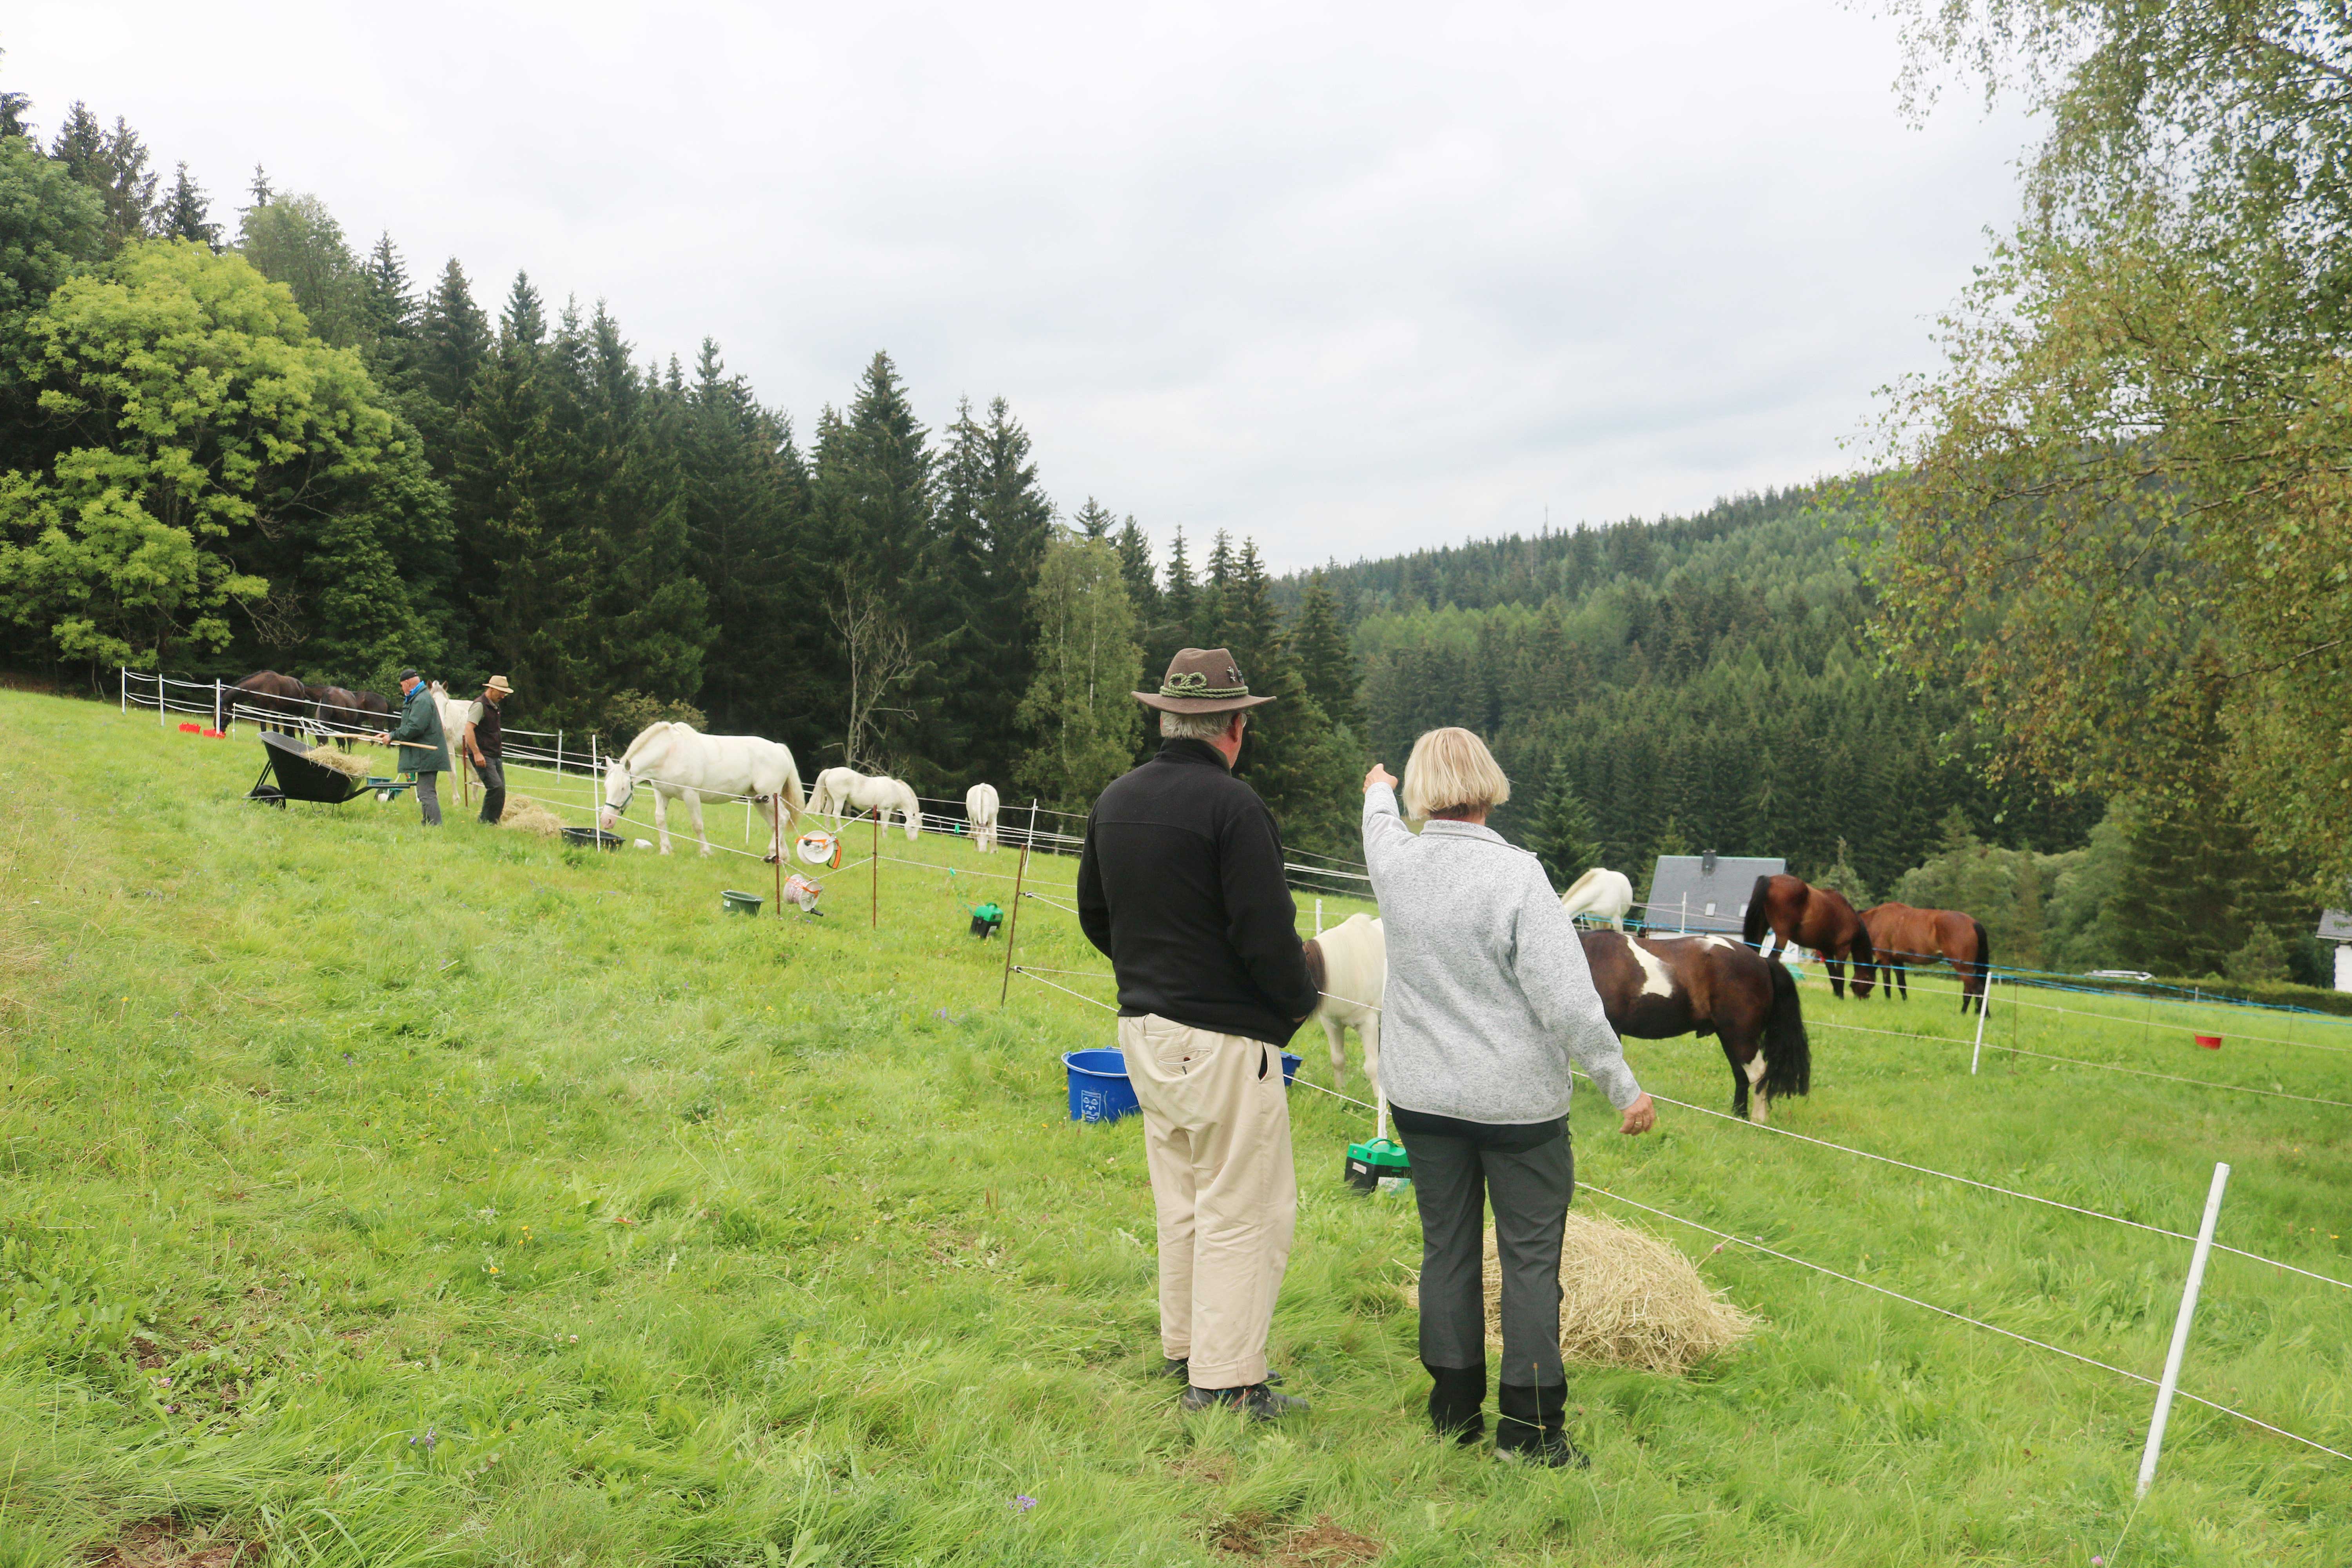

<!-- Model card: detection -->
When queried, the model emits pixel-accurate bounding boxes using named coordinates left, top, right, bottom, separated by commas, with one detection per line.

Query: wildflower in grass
left=1013, top=1495, right=1036, bottom=1511
left=410, top=1426, right=437, bottom=1450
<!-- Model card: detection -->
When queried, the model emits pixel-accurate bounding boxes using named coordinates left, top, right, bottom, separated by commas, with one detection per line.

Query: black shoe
left=1494, top=1382, right=1586, bottom=1469
left=1180, top=1383, right=1308, bottom=1421
left=1425, top=1361, right=1486, bottom=1446
left=1162, top=1357, right=1281, bottom=1386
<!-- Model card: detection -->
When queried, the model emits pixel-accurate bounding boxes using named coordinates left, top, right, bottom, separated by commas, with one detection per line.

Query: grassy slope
left=0, top=688, right=2344, bottom=1566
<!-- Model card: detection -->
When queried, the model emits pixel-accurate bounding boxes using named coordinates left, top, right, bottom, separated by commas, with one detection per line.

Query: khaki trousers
left=1119, top=1014, right=1296, bottom=1389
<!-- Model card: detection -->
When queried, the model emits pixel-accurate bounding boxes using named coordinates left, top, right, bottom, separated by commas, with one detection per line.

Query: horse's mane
left=621, top=722, right=690, bottom=763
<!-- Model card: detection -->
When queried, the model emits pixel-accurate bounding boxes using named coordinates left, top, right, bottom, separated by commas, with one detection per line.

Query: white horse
left=964, top=782, right=1000, bottom=852
left=428, top=681, right=479, bottom=790
left=809, top=766, right=921, bottom=841
left=1310, top=913, right=1386, bottom=1098
left=599, top=722, right=806, bottom=858
left=1561, top=866, right=1635, bottom=929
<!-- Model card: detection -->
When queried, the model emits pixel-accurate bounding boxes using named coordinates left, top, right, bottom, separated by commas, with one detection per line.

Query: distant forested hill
left=1285, top=490, right=2103, bottom=897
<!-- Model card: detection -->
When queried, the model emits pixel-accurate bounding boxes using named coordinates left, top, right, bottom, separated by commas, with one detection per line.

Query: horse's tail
left=780, top=750, right=806, bottom=823
left=1970, top=918, right=1991, bottom=1011
left=1763, top=960, right=1811, bottom=1100
left=1740, top=875, right=1773, bottom=948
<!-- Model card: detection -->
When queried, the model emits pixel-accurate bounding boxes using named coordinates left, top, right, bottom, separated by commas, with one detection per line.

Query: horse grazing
left=1559, top=866, right=1635, bottom=929
left=809, top=767, right=920, bottom=841
left=1741, top=873, right=1877, bottom=999
left=1863, top=903, right=1992, bottom=1013
left=1581, top=931, right=1811, bottom=1121
left=1306, top=913, right=1385, bottom=1097
left=231, top=670, right=310, bottom=734
left=600, top=722, right=807, bottom=858
left=310, top=685, right=366, bottom=750
left=965, top=782, right=1000, bottom=852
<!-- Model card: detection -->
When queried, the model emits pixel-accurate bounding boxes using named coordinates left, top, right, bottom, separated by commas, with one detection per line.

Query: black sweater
left=1078, top=739, right=1319, bottom=1046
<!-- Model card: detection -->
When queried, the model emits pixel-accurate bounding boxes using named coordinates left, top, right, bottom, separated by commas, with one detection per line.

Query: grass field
left=2, top=688, right=2347, bottom=1566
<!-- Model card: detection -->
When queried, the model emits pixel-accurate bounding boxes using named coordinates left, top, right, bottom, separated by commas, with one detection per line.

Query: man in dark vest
left=464, top=675, right=512, bottom=826
left=1078, top=648, right=1324, bottom=1422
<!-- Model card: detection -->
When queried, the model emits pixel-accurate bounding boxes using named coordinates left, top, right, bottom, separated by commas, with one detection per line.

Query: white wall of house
left=2335, top=942, right=2352, bottom=993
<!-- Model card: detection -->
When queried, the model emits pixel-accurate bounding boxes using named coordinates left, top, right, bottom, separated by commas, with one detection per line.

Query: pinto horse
left=1862, top=903, right=1992, bottom=1013
left=1741, top=873, right=1877, bottom=999
left=1581, top=931, right=1811, bottom=1121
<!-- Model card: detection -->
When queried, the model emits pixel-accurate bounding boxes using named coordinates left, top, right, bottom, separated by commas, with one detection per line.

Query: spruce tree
left=49, top=104, right=158, bottom=250
left=1201, top=530, right=1236, bottom=645
left=159, top=163, right=218, bottom=249
left=1070, top=497, right=1115, bottom=539
left=0, top=48, right=28, bottom=140
left=1526, top=765, right=1601, bottom=889
left=1114, top=519, right=1157, bottom=628
left=1288, top=570, right=1357, bottom=734
left=1161, top=526, right=1196, bottom=648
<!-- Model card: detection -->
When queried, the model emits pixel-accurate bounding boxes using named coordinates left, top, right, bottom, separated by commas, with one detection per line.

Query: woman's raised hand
left=1363, top=763, right=1398, bottom=793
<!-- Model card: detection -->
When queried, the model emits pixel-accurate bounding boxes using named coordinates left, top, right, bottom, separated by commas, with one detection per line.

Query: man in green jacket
left=374, top=668, right=449, bottom=826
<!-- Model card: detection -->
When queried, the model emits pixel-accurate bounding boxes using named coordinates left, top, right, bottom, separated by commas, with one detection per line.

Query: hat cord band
left=1162, top=672, right=1247, bottom=697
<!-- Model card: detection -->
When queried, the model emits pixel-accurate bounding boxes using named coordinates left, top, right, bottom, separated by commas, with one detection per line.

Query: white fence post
left=214, top=680, right=223, bottom=733
left=556, top=729, right=564, bottom=777
left=2137, top=1162, right=2231, bottom=1498
left=1970, top=978, right=1993, bottom=1074
left=158, top=674, right=165, bottom=728
left=119, top=668, right=127, bottom=715
left=1315, top=897, right=1324, bottom=936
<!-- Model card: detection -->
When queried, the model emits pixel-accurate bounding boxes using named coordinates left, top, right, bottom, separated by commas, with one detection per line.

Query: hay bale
left=1410, top=1209, right=1755, bottom=1376
left=498, top=795, right=568, bottom=837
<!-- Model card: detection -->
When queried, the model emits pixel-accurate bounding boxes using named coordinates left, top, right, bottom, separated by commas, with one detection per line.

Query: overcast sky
left=6, top=3, right=2026, bottom=571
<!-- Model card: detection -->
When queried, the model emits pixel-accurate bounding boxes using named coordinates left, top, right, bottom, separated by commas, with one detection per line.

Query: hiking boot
left=1162, top=1357, right=1281, bottom=1386
left=1494, top=1381, right=1587, bottom=1469
left=1425, top=1361, right=1487, bottom=1446
left=1180, top=1383, right=1308, bottom=1421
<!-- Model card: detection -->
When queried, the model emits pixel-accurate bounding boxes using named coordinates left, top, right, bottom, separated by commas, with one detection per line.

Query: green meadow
left=1, top=687, right=2346, bottom=1566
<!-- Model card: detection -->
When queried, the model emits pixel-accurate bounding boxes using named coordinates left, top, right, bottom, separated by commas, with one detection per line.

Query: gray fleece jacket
left=1362, top=783, right=1641, bottom=1123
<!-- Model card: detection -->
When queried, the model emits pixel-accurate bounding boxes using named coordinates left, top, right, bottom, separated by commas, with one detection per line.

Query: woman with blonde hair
left=1362, top=727, right=1655, bottom=1467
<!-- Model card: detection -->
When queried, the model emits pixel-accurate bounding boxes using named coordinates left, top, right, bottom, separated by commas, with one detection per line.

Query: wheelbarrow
left=246, top=731, right=412, bottom=808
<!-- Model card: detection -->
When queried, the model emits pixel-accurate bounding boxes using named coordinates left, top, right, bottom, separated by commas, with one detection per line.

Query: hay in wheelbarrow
left=498, top=795, right=568, bottom=837
left=304, top=747, right=376, bottom=780
left=1409, top=1210, right=1755, bottom=1376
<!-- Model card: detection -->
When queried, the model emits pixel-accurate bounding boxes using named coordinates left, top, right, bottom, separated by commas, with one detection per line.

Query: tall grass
left=0, top=688, right=2343, bottom=1565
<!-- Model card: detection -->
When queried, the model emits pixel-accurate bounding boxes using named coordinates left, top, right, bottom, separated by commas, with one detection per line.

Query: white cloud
left=5, top=0, right=2027, bottom=568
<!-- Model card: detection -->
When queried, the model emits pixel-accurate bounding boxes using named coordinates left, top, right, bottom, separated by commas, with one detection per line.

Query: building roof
left=2319, top=909, right=2352, bottom=942
left=1640, top=853, right=1786, bottom=934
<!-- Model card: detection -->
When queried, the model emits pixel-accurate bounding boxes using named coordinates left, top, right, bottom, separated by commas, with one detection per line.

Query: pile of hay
left=499, top=795, right=568, bottom=837
left=305, top=746, right=375, bottom=779
left=1410, top=1210, right=1756, bottom=1376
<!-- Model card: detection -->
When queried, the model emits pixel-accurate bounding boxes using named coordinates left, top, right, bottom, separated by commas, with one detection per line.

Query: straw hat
left=1132, top=647, right=1277, bottom=714
left=483, top=675, right=514, bottom=696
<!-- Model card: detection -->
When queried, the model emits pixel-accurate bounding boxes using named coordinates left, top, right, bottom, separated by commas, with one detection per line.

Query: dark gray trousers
left=414, top=772, right=442, bottom=826
left=1405, top=1130, right=1572, bottom=1387
left=476, top=758, right=506, bottom=824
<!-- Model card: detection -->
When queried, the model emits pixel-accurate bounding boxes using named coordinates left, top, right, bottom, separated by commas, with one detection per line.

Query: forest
left=0, top=67, right=2324, bottom=983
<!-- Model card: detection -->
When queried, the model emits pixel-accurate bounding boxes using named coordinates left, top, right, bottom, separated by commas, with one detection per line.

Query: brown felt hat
left=1133, top=647, right=1278, bottom=714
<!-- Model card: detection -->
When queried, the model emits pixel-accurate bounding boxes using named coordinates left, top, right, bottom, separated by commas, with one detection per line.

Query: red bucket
left=2194, top=1034, right=2222, bottom=1051
left=178, top=721, right=201, bottom=733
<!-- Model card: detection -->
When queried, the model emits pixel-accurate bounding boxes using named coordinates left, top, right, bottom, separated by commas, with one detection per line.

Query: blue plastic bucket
left=1063, top=1048, right=1303, bottom=1124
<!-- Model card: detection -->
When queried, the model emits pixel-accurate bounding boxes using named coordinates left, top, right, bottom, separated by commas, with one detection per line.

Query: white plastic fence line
left=1790, top=969, right=2352, bottom=1056
left=1808, top=1016, right=2352, bottom=1108
left=1601, top=1074, right=2352, bottom=1295
left=1581, top=1182, right=2352, bottom=1466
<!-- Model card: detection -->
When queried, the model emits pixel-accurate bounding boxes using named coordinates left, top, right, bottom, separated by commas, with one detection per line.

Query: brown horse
left=230, top=670, right=311, bottom=735
left=310, top=685, right=367, bottom=750
left=1581, top=930, right=1811, bottom=1122
left=1862, top=903, right=1992, bottom=1013
left=1741, top=873, right=1877, bottom=999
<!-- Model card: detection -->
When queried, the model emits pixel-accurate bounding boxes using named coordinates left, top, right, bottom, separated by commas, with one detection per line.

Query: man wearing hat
left=373, top=668, right=448, bottom=827
left=1078, top=648, right=1323, bottom=1423
left=464, top=675, right=514, bottom=826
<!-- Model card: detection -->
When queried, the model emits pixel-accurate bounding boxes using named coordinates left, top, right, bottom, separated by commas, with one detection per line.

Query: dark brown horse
left=1581, top=930, right=1811, bottom=1122
left=230, top=670, right=310, bottom=735
left=310, top=685, right=367, bottom=749
left=1862, top=903, right=1992, bottom=1013
left=1741, top=873, right=1877, bottom=999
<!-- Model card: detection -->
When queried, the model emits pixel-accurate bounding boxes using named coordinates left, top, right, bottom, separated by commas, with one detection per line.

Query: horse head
left=600, top=756, right=635, bottom=832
